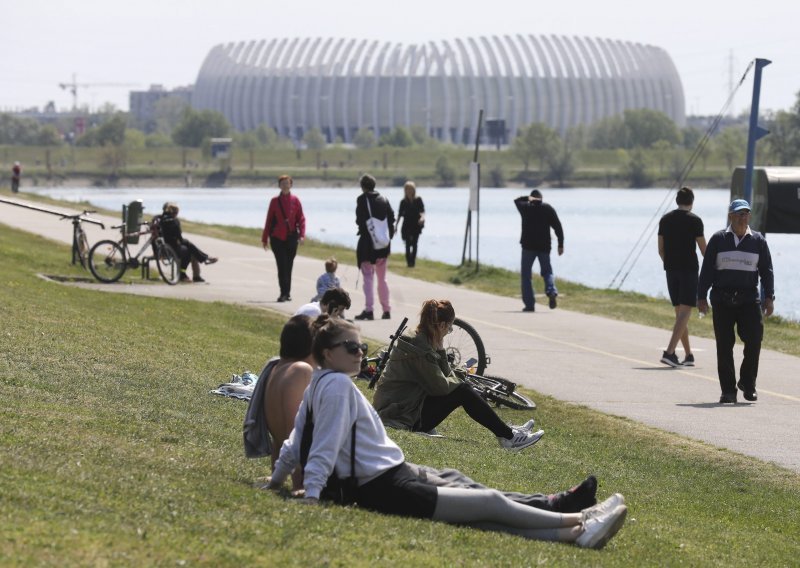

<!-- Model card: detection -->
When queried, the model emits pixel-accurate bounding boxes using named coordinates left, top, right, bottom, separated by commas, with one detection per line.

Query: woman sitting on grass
left=267, top=316, right=628, bottom=549
left=264, top=315, right=315, bottom=490
left=373, top=299, right=542, bottom=451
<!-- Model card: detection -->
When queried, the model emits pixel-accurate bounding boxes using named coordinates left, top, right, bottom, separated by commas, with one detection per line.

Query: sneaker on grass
left=581, top=493, right=625, bottom=522
left=576, top=504, right=628, bottom=549
left=497, top=428, right=544, bottom=451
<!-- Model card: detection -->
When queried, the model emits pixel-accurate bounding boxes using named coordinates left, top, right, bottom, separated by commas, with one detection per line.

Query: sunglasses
left=331, top=340, right=368, bottom=355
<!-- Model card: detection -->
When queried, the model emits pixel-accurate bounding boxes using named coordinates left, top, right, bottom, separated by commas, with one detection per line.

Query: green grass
left=1, top=223, right=799, bottom=566
left=2, top=143, right=742, bottom=189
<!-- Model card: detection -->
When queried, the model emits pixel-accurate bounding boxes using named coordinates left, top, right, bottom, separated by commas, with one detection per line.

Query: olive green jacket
left=372, top=332, right=461, bottom=430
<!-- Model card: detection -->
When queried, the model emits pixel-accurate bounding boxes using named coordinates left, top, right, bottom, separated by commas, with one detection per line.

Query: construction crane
left=58, top=73, right=138, bottom=110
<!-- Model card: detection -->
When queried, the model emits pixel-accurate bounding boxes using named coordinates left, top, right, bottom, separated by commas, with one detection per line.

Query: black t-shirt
left=658, top=209, right=704, bottom=270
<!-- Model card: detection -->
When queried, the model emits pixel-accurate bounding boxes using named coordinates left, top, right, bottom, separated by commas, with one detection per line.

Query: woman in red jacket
left=262, top=175, right=306, bottom=302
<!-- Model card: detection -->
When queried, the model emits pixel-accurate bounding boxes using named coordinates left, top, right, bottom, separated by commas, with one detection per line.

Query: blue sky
left=2, top=0, right=798, bottom=117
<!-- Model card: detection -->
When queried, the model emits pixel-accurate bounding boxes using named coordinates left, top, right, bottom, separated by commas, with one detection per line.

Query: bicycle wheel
left=155, top=243, right=181, bottom=285
left=469, top=374, right=536, bottom=410
left=88, top=240, right=127, bottom=283
left=444, top=317, right=488, bottom=375
left=77, top=230, right=90, bottom=269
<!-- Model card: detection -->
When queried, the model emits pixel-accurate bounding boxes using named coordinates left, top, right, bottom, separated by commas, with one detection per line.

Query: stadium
left=192, top=35, right=685, bottom=144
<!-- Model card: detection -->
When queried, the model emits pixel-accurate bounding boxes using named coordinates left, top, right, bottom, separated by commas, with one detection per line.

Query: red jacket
left=262, top=193, right=306, bottom=245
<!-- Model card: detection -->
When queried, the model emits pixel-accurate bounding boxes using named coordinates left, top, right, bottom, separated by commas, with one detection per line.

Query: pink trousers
left=361, top=258, right=390, bottom=313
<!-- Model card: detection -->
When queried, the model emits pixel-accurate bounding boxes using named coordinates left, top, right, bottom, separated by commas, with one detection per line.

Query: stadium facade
left=192, top=35, right=685, bottom=144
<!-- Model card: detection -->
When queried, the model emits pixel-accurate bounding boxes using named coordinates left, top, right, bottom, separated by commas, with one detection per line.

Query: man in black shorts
left=657, top=187, right=706, bottom=367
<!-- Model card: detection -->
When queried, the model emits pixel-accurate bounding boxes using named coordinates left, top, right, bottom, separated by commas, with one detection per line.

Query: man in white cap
left=698, top=199, right=774, bottom=404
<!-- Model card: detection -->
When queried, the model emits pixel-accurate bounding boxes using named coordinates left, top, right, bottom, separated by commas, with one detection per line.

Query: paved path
left=3, top=196, right=799, bottom=473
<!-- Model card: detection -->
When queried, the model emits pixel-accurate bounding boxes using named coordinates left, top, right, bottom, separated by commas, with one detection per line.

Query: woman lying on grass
left=267, top=316, right=628, bottom=549
left=373, top=299, right=542, bottom=451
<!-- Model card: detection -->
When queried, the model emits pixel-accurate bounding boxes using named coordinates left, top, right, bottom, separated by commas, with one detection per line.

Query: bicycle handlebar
left=368, top=316, right=409, bottom=389
left=58, top=212, right=105, bottom=229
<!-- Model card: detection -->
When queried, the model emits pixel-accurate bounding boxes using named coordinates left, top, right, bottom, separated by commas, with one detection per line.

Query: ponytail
left=416, top=299, right=455, bottom=341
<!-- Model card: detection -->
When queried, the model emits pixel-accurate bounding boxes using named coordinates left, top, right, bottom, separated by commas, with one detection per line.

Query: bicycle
left=88, top=220, right=181, bottom=285
left=59, top=210, right=105, bottom=269
left=361, top=316, right=534, bottom=410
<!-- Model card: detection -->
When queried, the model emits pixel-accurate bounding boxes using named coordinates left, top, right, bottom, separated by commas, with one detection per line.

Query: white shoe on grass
left=582, top=493, right=625, bottom=522
left=498, top=428, right=544, bottom=451
left=576, top=504, right=628, bottom=549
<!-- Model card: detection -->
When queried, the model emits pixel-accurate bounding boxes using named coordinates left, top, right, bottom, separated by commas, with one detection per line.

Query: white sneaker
left=512, top=418, right=536, bottom=432
left=582, top=493, right=625, bottom=522
left=498, top=428, right=544, bottom=451
left=576, top=504, right=628, bottom=549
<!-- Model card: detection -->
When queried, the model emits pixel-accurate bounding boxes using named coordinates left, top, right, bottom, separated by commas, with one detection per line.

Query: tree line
left=3, top=91, right=799, bottom=187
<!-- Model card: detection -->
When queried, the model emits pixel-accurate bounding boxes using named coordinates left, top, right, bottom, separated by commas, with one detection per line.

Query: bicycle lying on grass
left=59, top=209, right=105, bottom=269
left=360, top=317, right=535, bottom=410
left=88, top=220, right=181, bottom=285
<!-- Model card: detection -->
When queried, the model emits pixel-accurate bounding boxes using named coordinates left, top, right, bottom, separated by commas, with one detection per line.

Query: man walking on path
left=657, top=187, right=706, bottom=367
left=514, top=189, right=564, bottom=312
left=698, top=199, right=775, bottom=404
left=354, top=174, right=395, bottom=321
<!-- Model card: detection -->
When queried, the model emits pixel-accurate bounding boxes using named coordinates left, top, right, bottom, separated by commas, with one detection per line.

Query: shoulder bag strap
left=365, top=195, right=373, bottom=219
left=277, top=196, right=293, bottom=231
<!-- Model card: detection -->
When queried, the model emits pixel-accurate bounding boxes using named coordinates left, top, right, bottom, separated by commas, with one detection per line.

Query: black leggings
left=416, top=383, right=513, bottom=439
left=404, top=233, right=420, bottom=267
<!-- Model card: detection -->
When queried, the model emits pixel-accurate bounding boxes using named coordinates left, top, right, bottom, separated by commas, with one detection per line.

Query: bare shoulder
left=285, top=361, right=314, bottom=380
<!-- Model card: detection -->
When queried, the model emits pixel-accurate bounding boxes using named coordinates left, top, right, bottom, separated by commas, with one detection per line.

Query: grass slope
left=1, top=223, right=799, bottom=566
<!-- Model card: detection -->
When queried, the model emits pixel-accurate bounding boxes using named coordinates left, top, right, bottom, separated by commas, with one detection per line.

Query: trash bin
left=123, top=200, right=144, bottom=244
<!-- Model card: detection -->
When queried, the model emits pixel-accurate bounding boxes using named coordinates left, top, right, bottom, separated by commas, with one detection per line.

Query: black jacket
left=514, top=196, right=564, bottom=251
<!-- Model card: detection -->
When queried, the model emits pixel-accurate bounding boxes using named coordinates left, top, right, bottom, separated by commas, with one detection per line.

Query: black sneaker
left=550, top=475, right=598, bottom=513
left=548, top=294, right=558, bottom=309
left=193, top=275, right=206, bottom=283
left=204, top=257, right=218, bottom=265
left=522, top=306, right=535, bottom=312
left=660, top=351, right=682, bottom=368
left=354, top=310, right=374, bottom=321
left=719, top=392, right=737, bottom=404
left=681, top=353, right=695, bottom=366
left=277, top=295, right=287, bottom=302
left=381, top=312, right=391, bottom=320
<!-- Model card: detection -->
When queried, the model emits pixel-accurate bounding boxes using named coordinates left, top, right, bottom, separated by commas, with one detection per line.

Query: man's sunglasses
left=331, top=340, right=368, bottom=355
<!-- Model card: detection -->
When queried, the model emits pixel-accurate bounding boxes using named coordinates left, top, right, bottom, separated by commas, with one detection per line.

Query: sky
left=2, top=0, right=798, bottom=118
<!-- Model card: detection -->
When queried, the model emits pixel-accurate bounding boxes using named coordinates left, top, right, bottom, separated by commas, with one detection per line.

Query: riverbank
left=10, top=171, right=733, bottom=190
left=3, top=143, right=735, bottom=190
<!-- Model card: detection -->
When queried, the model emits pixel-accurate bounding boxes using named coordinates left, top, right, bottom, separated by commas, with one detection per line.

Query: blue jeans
left=521, top=249, right=557, bottom=309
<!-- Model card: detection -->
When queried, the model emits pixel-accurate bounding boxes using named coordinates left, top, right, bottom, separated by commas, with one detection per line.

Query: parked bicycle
left=59, top=210, right=105, bottom=269
left=88, top=220, right=180, bottom=285
left=361, top=317, right=534, bottom=410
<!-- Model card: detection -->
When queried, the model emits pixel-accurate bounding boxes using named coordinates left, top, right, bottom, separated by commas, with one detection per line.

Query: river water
left=27, top=186, right=799, bottom=321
